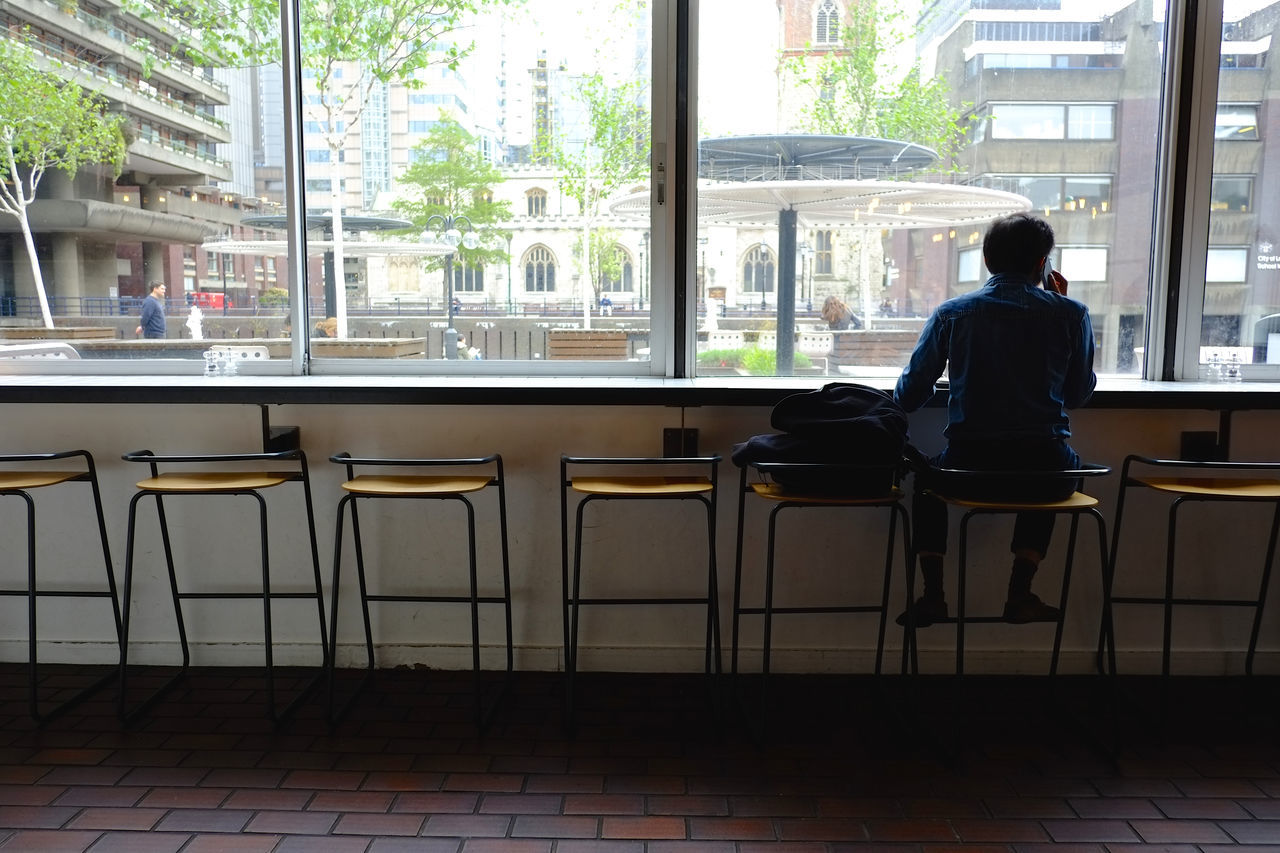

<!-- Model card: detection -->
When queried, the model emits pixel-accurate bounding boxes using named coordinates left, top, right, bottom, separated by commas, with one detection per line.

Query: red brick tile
left=0, top=785, right=65, bottom=806
left=603, top=775, right=686, bottom=795
left=479, top=793, right=562, bottom=814
left=728, top=795, right=813, bottom=817
left=816, top=797, right=903, bottom=818
left=1130, top=819, right=1234, bottom=844
left=117, top=767, right=208, bottom=787
left=562, top=793, right=644, bottom=815
left=275, top=836, right=371, bottom=852
left=443, top=773, right=524, bottom=793
left=245, top=810, right=340, bottom=835
left=1158, top=796, right=1253, bottom=819
left=554, top=842, right=643, bottom=853
left=201, top=768, right=287, bottom=788
left=138, top=787, right=231, bottom=809
left=1068, top=796, right=1164, bottom=818
left=368, top=841, right=468, bottom=853
left=1040, top=818, right=1141, bottom=842
left=39, top=766, right=129, bottom=786
left=459, top=841, right=552, bottom=853
left=689, top=816, right=776, bottom=840
left=0, top=805, right=78, bottom=828
left=1220, top=820, right=1280, bottom=844
left=53, top=786, right=148, bottom=808
left=223, top=788, right=314, bottom=810
left=281, top=769, right=367, bottom=790
left=333, top=812, right=427, bottom=836
left=25, top=748, right=113, bottom=765
left=952, top=819, right=1050, bottom=842
left=902, top=797, right=988, bottom=818
left=392, top=791, right=480, bottom=813
left=362, top=771, right=447, bottom=791
left=0, top=830, right=103, bottom=851
left=511, top=814, right=599, bottom=838
left=601, top=815, right=687, bottom=839
left=421, top=814, right=511, bottom=837
left=75, top=831, right=189, bottom=852
left=649, top=794, right=728, bottom=816
left=863, top=819, right=954, bottom=843
left=154, top=808, right=253, bottom=832
left=66, top=806, right=166, bottom=831
left=1172, top=777, right=1267, bottom=797
left=182, top=836, right=283, bottom=853
left=523, top=774, right=604, bottom=794
left=311, top=790, right=395, bottom=812
left=985, top=796, right=1076, bottom=818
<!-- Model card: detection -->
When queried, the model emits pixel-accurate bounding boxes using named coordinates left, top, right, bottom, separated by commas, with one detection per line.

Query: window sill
left=2, top=373, right=1280, bottom=408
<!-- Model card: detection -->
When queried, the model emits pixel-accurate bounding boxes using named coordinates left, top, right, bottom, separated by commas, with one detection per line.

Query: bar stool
left=560, top=454, right=721, bottom=727
left=327, top=452, right=512, bottom=728
left=730, top=461, right=910, bottom=734
left=0, top=451, right=121, bottom=721
left=905, top=465, right=1111, bottom=675
left=118, top=449, right=328, bottom=723
left=1098, top=455, right=1280, bottom=677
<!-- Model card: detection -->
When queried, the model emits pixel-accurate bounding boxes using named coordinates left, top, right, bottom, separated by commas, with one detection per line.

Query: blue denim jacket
left=893, top=273, right=1096, bottom=440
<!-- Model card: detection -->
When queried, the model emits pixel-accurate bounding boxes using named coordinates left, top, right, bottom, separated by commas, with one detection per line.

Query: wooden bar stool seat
left=327, top=453, right=512, bottom=729
left=118, top=449, right=328, bottom=723
left=1099, top=456, right=1280, bottom=677
left=560, top=455, right=721, bottom=730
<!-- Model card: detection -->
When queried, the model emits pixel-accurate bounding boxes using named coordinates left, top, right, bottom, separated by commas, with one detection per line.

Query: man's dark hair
left=982, top=213, right=1055, bottom=277
left=149, top=281, right=165, bottom=293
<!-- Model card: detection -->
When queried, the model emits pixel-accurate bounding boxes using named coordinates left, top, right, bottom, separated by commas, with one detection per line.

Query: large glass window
left=298, top=0, right=653, bottom=367
left=698, top=0, right=1163, bottom=376
left=1196, top=5, right=1277, bottom=373
left=1, top=0, right=1273, bottom=382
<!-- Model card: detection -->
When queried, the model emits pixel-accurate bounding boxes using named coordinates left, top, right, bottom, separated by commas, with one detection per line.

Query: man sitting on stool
left=893, top=212, right=1097, bottom=625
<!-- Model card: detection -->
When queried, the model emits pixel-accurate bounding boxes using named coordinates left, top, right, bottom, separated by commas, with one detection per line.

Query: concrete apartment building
left=0, top=0, right=281, bottom=312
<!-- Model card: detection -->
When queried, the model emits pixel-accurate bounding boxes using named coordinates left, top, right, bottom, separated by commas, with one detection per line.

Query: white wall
left=3, top=401, right=1278, bottom=676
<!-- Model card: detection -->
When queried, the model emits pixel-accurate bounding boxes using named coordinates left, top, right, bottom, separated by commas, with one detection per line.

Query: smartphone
left=1041, top=256, right=1055, bottom=290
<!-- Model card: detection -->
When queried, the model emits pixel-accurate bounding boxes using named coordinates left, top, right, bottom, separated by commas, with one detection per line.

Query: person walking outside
left=136, top=281, right=167, bottom=339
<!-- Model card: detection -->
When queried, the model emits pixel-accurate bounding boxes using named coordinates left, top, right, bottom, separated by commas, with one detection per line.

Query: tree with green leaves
left=393, top=115, right=512, bottom=288
left=783, top=1, right=967, bottom=161
left=553, top=73, right=649, bottom=328
left=0, top=42, right=126, bottom=329
left=169, top=0, right=521, bottom=338
left=571, top=228, right=624, bottom=304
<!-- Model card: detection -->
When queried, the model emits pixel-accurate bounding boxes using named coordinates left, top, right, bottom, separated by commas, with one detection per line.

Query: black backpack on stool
left=731, top=382, right=910, bottom=496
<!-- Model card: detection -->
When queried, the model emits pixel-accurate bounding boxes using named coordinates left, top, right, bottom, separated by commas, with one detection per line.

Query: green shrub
left=258, top=287, right=289, bottom=308
left=699, top=346, right=813, bottom=375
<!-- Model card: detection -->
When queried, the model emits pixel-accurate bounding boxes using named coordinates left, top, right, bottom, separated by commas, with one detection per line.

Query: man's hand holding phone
left=1042, top=260, right=1068, bottom=297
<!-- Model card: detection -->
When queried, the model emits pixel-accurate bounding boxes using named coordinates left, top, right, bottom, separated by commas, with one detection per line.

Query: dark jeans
left=912, top=438, right=1081, bottom=559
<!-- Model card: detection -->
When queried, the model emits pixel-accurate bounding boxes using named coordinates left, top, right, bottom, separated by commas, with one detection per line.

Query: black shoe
left=1002, top=592, right=1061, bottom=624
left=895, top=596, right=949, bottom=628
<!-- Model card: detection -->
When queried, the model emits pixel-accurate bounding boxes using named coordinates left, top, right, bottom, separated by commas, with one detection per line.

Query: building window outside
left=1207, top=247, right=1249, bottom=283
left=742, top=246, right=775, bottom=294
left=1059, top=247, right=1109, bottom=282
left=989, top=103, right=1115, bottom=140
left=814, top=230, right=833, bottom=275
left=958, top=247, right=983, bottom=283
left=814, top=0, right=841, bottom=44
left=1211, top=176, right=1252, bottom=212
left=524, top=246, right=556, bottom=292
left=1215, top=105, right=1260, bottom=140
left=453, top=262, right=485, bottom=292
left=527, top=189, right=548, bottom=217
left=601, top=246, right=633, bottom=292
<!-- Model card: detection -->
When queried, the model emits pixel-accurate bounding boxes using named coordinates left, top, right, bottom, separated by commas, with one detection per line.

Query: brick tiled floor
left=1, top=665, right=1280, bottom=851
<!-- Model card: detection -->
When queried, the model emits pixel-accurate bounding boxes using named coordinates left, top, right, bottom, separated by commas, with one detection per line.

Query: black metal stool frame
left=731, top=462, right=910, bottom=676
left=906, top=466, right=1111, bottom=677
left=560, top=455, right=722, bottom=728
left=327, top=453, right=513, bottom=729
left=1097, top=454, right=1280, bottom=678
left=118, top=449, right=328, bottom=724
left=0, top=450, right=122, bottom=722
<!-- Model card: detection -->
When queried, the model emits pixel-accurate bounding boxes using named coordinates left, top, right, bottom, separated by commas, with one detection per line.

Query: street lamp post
left=422, top=213, right=479, bottom=359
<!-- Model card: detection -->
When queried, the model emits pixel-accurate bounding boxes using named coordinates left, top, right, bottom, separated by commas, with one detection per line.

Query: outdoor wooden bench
left=547, top=329, right=630, bottom=360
